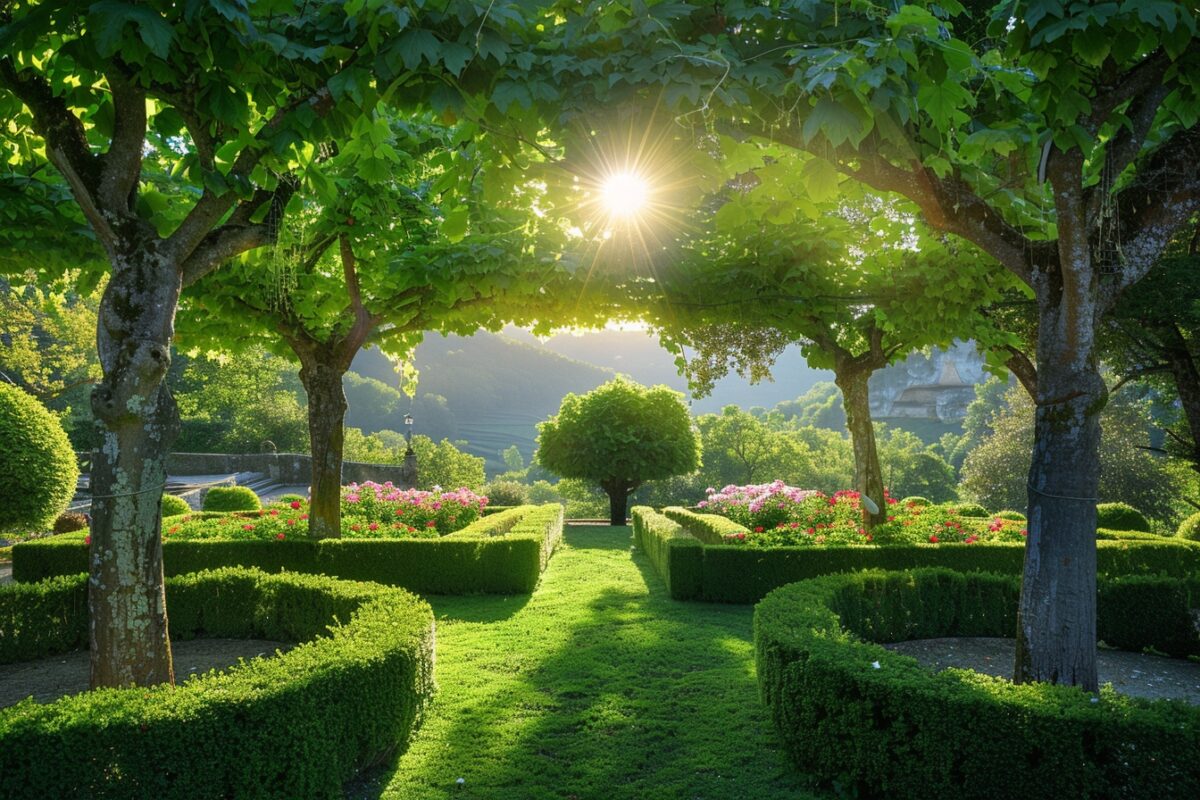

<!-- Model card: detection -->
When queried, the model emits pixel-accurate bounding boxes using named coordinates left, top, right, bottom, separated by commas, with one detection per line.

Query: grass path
left=351, top=524, right=821, bottom=800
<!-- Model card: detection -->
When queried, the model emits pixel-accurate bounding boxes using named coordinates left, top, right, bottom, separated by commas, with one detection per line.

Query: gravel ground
left=885, top=637, right=1200, bottom=704
left=0, top=639, right=290, bottom=708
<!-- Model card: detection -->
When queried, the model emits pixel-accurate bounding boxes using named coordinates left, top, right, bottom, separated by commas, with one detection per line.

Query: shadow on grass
left=349, top=525, right=822, bottom=800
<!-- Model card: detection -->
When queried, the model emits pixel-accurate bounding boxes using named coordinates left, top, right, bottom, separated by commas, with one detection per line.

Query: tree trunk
left=1162, top=324, right=1200, bottom=472
left=299, top=357, right=348, bottom=539
left=88, top=247, right=181, bottom=689
left=1014, top=175, right=1103, bottom=690
left=603, top=480, right=633, bottom=526
left=835, top=366, right=886, bottom=528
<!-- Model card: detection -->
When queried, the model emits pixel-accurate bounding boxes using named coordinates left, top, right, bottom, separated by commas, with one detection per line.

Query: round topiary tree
left=0, top=384, right=79, bottom=533
left=996, top=510, right=1026, bottom=522
left=202, top=486, right=261, bottom=512
left=483, top=480, right=530, bottom=507
left=1095, top=502, right=1152, bottom=533
left=901, top=496, right=931, bottom=507
left=1177, top=512, right=1200, bottom=542
left=954, top=502, right=989, bottom=518
left=536, top=378, right=701, bottom=526
left=160, top=494, right=191, bottom=518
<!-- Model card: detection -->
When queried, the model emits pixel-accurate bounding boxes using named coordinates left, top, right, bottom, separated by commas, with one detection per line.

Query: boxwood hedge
left=13, top=504, right=565, bottom=595
left=755, top=568, right=1200, bottom=799
left=644, top=508, right=1200, bottom=603
left=631, top=507, right=703, bottom=599
left=0, top=567, right=435, bottom=799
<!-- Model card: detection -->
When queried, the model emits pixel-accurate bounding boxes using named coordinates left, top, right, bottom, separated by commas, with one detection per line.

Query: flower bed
left=754, top=568, right=1200, bottom=799
left=0, top=567, right=435, bottom=799
left=13, top=505, right=565, bottom=595
left=162, top=484, right=488, bottom=542
left=699, top=483, right=1026, bottom=546
left=632, top=506, right=1200, bottom=603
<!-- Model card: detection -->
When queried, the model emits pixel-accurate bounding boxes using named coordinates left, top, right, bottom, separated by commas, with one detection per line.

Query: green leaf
left=396, top=29, right=440, bottom=71
left=440, top=207, right=469, bottom=241
left=916, top=80, right=973, bottom=133
left=802, top=97, right=868, bottom=147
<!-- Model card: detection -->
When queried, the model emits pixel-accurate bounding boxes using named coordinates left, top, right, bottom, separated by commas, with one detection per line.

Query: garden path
left=350, top=524, right=822, bottom=800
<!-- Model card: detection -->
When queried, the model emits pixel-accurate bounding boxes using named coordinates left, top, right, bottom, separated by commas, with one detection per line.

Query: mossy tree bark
left=601, top=478, right=638, bottom=526
left=834, top=364, right=887, bottom=529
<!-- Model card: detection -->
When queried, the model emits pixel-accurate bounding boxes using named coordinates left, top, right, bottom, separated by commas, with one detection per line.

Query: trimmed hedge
left=160, top=494, right=191, bottom=517
left=662, top=506, right=748, bottom=544
left=631, top=506, right=703, bottom=599
left=643, top=508, right=1200, bottom=603
left=0, top=384, right=79, bottom=534
left=14, top=504, right=565, bottom=595
left=1179, top=511, right=1200, bottom=541
left=202, top=485, right=261, bottom=512
left=755, top=568, right=1200, bottom=799
left=1096, top=501, right=1151, bottom=532
left=0, top=567, right=435, bottom=799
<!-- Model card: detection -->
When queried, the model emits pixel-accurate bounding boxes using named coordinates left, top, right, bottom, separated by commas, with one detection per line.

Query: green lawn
left=351, top=524, right=823, bottom=800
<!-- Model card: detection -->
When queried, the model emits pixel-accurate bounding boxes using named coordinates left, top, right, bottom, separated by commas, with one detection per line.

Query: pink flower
left=368, top=522, right=379, bottom=531
left=84, top=535, right=92, bottom=545
left=242, top=524, right=254, bottom=531
left=426, top=520, right=437, bottom=528
left=275, top=532, right=285, bottom=540
left=754, top=526, right=764, bottom=533
left=287, top=519, right=297, bottom=526
left=290, top=501, right=302, bottom=510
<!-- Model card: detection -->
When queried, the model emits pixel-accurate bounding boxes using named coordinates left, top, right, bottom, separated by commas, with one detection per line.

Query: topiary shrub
left=0, top=384, right=79, bottom=534
left=1179, top=511, right=1200, bottom=541
left=995, top=509, right=1026, bottom=521
left=483, top=480, right=529, bottom=507
left=52, top=512, right=88, bottom=534
left=900, top=496, right=930, bottom=507
left=0, top=567, right=436, bottom=798
left=1096, top=501, right=1151, bottom=532
left=275, top=493, right=306, bottom=505
left=160, top=494, right=191, bottom=517
left=202, top=485, right=261, bottom=512
left=952, top=502, right=988, bottom=517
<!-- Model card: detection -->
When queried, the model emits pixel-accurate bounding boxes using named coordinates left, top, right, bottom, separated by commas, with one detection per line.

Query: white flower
left=871, top=661, right=881, bottom=669
left=456, top=777, right=466, bottom=785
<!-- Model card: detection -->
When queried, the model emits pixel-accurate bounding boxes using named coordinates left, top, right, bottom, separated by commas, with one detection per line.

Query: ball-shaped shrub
left=953, top=502, right=988, bottom=517
left=483, top=480, right=529, bottom=507
left=1178, top=511, right=1200, bottom=542
left=901, top=496, right=931, bottom=507
left=202, top=486, right=261, bottom=512
left=161, top=494, right=191, bottom=517
left=995, top=509, right=1026, bottom=521
left=0, top=384, right=79, bottom=534
left=1096, top=501, right=1151, bottom=532
left=52, top=512, right=88, bottom=534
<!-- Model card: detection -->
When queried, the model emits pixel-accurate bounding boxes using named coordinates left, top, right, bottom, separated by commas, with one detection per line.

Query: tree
left=529, top=0, right=1200, bottom=689
left=877, top=427, right=957, bottom=503
left=642, top=198, right=1014, bottom=529
left=0, top=0, right=521, bottom=688
left=771, top=382, right=846, bottom=431
left=696, top=405, right=815, bottom=487
left=502, top=444, right=526, bottom=471
left=536, top=378, right=700, bottom=525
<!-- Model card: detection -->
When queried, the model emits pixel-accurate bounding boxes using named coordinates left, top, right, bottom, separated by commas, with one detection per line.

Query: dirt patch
left=0, top=638, right=291, bottom=708
left=884, top=637, right=1200, bottom=704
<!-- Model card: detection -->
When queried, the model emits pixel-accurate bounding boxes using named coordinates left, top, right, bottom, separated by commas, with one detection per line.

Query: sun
left=600, top=170, right=650, bottom=219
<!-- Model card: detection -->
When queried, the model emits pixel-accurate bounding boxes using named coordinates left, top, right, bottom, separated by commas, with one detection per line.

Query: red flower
left=806, top=527, right=815, bottom=535
left=965, top=535, right=979, bottom=544
left=350, top=524, right=361, bottom=532
left=887, top=516, right=895, bottom=522
left=929, top=534, right=939, bottom=543
left=754, top=526, right=764, bottom=532
left=269, top=509, right=279, bottom=516
left=84, top=535, right=92, bottom=546
left=242, top=524, right=254, bottom=531
left=368, top=522, right=379, bottom=531
left=275, top=532, right=285, bottom=541
left=1020, top=529, right=1028, bottom=537
left=865, top=533, right=873, bottom=542
left=426, top=520, right=437, bottom=527
left=299, top=514, right=308, bottom=520
left=286, top=519, right=297, bottom=526
left=290, top=501, right=302, bottom=510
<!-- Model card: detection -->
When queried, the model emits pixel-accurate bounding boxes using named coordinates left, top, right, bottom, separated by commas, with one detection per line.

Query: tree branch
left=97, top=71, right=146, bottom=213
left=0, top=58, right=113, bottom=250
left=179, top=180, right=297, bottom=286
left=1004, top=345, right=1038, bottom=398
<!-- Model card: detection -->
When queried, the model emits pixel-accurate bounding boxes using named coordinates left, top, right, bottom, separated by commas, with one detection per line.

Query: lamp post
left=402, top=413, right=418, bottom=489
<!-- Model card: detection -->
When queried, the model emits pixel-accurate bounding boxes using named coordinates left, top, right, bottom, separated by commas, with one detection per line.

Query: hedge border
left=13, top=504, right=565, bottom=595
left=0, top=567, right=435, bottom=799
left=648, top=507, right=1200, bottom=603
left=631, top=507, right=703, bottom=599
left=755, top=568, right=1200, bottom=799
